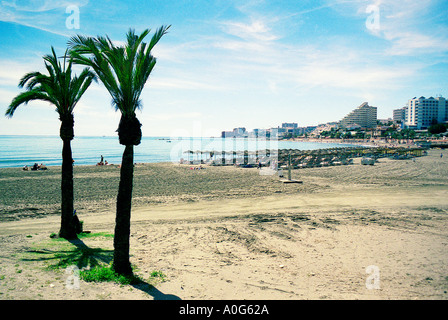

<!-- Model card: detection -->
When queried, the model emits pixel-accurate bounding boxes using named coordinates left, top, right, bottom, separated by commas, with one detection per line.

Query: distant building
left=269, top=127, right=286, bottom=138
left=281, top=123, right=298, bottom=129
left=378, top=118, right=393, bottom=125
left=221, top=127, right=247, bottom=138
left=404, top=96, right=448, bottom=130
left=251, top=128, right=269, bottom=138
left=393, top=107, right=406, bottom=123
left=233, top=127, right=247, bottom=136
left=221, top=131, right=234, bottom=138
left=339, top=102, right=377, bottom=129
left=281, top=123, right=300, bottom=136
left=294, top=126, right=318, bottom=136
left=312, top=123, right=339, bottom=136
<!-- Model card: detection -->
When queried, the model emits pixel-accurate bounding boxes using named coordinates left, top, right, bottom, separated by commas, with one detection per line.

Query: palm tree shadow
left=23, top=238, right=113, bottom=270
left=131, top=281, right=182, bottom=300
left=69, top=239, right=181, bottom=300
left=67, top=238, right=113, bottom=269
left=23, top=238, right=181, bottom=300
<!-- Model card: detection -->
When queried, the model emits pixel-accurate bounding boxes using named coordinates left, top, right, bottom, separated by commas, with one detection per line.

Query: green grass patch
left=77, top=232, right=114, bottom=239
left=148, top=270, right=167, bottom=286
left=80, top=265, right=167, bottom=286
left=80, top=264, right=141, bottom=285
left=50, top=232, right=113, bottom=240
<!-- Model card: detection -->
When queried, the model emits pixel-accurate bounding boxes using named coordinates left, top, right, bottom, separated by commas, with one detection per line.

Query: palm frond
left=5, top=47, right=95, bottom=120
left=68, top=26, right=170, bottom=118
left=18, top=72, right=45, bottom=89
left=6, top=90, right=56, bottom=118
left=68, top=68, right=97, bottom=113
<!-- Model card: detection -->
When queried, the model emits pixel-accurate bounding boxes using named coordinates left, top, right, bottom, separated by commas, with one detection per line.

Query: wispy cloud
left=0, top=58, right=42, bottom=86
left=219, top=19, right=279, bottom=41
left=294, top=62, right=415, bottom=90
left=349, top=0, right=448, bottom=56
left=150, top=77, right=225, bottom=91
left=151, top=112, right=203, bottom=121
left=0, top=0, right=89, bottom=36
left=384, top=31, right=448, bottom=56
left=147, top=2, right=428, bottom=103
left=207, top=19, right=415, bottom=93
left=1, top=0, right=88, bottom=12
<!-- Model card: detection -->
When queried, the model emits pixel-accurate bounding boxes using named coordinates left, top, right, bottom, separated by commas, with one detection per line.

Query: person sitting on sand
left=23, top=165, right=28, bottom=171
left=96, top=155, right=105, bottom=166
left=31, top=163, right=39, bottom=171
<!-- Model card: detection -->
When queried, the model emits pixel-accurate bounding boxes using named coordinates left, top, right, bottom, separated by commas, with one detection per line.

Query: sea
left=0, top=135, right=357, bottom=168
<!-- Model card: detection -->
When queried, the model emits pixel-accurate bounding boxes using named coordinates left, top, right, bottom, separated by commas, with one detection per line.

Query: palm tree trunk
left=113, top=144, right=134, bottom=275
left=59, top=138, right=77, bottom=239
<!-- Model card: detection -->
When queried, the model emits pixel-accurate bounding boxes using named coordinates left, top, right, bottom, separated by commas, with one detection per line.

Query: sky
left=0, top=0, right=447, bottom=137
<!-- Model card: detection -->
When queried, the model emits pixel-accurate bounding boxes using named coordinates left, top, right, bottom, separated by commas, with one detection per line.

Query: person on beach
left=97, top=155, right=105, bottom=166
left=256, top=157, right=261, bottom=169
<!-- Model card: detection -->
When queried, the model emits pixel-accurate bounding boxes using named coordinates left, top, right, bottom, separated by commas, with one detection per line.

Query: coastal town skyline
left=219, top=95, right=448, bottom=139
left=0, top=1, right=447, bottom=138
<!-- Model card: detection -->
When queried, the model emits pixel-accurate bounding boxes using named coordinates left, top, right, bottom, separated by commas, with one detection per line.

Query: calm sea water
left=0, top=135, right=356, bottom=168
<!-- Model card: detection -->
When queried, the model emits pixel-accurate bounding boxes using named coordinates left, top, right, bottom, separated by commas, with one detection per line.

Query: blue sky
left=0, top=0, right=447, bottom=137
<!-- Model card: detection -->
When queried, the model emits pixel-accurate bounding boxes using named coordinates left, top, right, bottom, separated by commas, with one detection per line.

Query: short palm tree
left=68, top=26, right=170, bottom=275
left=5, top=47, right=96, bottom=239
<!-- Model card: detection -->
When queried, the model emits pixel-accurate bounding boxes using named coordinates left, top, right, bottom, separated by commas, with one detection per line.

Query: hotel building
left=339, top=102, right=377, bottom=129
left=393, top=107, right=406, bottom=124
left=404, top=96, right=448, bottom=130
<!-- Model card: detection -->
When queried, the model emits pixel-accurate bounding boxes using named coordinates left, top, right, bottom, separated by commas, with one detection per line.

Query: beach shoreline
left=0, top=149, right=447, bottom=300
left=0, top=135, right=369, bottom=169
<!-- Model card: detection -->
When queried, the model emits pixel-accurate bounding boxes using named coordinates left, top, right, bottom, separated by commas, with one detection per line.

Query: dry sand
left=0, top=149, right=447, bottom=300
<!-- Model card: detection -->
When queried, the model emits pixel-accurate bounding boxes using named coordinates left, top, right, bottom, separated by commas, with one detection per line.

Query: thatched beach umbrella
left=183, top=150, right=194, bottom=162
left=194, top=150, right=202, bottom=161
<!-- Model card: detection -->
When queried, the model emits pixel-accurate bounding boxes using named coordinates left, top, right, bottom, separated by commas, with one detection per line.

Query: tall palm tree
left=68, top=26, right=170, bottom=275
left=5, top=47, right=96, bottom=240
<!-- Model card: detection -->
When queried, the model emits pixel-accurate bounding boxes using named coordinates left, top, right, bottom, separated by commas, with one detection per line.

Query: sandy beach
left=0, top=149, right=447, bottom=300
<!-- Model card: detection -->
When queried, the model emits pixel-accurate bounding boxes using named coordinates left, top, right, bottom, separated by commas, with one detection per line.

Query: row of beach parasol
left=180, top=146, right=426, bottom=168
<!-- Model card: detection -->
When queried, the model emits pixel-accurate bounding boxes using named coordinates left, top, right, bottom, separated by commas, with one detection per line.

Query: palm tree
left=5, top=47, right=96, bottom=240
left=68, top=26, right=170, bottom=275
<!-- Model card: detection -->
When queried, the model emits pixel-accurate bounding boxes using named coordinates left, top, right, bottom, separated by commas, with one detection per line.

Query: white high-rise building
left=404, top=96, right=448, bottom=129
left=339, top=102, right=377, bottom=129
left=393, top=107, right=406, bottom=123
